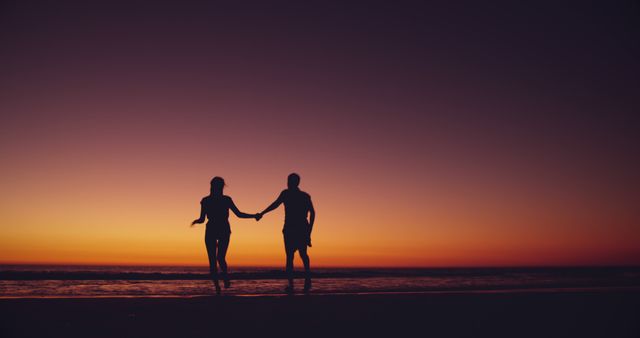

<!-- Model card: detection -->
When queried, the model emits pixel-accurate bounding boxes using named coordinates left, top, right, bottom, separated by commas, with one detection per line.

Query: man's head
left=287, top=173, right=300, bottom=189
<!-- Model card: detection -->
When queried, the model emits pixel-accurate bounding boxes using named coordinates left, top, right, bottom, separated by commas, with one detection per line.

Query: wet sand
left=1, top=290, right=639, bottom=338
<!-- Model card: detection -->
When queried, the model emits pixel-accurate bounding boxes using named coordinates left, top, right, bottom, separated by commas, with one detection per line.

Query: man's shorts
left=283, top=225, right=310, bottom=253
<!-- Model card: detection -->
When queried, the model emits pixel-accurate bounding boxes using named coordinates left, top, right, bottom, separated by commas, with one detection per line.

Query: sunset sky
left=1, top=1, right=639, bottom=267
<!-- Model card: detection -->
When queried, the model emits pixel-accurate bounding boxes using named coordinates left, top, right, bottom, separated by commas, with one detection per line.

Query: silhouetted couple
left=191, top=173, right=315, bottom=294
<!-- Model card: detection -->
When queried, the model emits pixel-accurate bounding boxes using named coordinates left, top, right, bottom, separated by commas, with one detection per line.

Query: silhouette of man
left=258, top=173, right=315, bottom=293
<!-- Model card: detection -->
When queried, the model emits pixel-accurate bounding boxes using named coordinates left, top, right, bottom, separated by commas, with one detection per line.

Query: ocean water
left=1, top=265, right=638, bottom=298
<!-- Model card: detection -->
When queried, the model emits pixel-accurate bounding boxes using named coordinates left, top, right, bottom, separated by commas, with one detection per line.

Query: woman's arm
left=229, top=198, right=259, bottom=219
left=191, top=202, right=206, bottom=226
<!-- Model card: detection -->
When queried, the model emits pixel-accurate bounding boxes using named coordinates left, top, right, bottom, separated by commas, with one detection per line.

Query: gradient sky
left=1, top=1, right=639, bottom=267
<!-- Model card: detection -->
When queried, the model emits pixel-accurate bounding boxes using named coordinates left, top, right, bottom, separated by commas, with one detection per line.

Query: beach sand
left=1, top=290, right=639, bottom=338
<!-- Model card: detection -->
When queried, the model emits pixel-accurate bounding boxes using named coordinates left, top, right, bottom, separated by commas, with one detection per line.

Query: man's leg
left=299, top=245, right=310, bottom=276
left=299, top=245, right=311, bottom=291
left=285, top=250, right=295, bottom=289
left=284, top=234, right=295, bottom=291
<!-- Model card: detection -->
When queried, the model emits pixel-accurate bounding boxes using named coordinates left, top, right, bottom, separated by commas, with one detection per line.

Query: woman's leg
left=217, top=233, right=231, bottom=288
left=205, top=236, right=221, bottom=293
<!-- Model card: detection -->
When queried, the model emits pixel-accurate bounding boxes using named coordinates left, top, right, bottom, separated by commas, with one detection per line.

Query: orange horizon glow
left=2, top=165, right=638, bottom=268
left=1, top=121, right=639, bottom=268
left=2, top=114, right=639, bottom=268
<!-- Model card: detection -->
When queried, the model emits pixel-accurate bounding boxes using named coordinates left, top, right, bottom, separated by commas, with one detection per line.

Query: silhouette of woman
left=191, top=177, right=259, bottom=294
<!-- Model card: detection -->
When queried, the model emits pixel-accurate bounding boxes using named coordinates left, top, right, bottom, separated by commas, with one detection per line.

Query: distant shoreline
left=3, top=263, right=639, bottom=269
left=2, top=266, right=639, bottom=280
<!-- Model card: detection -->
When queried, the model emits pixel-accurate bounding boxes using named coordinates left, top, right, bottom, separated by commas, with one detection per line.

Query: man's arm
left=306, top=197, right=315, bottom=247
left=308, top=198, right=315, bottom=233
left=259, top=192, right=284, bottom=217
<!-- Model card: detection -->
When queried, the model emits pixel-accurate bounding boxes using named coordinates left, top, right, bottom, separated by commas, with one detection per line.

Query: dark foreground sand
left=1, top=290, right=639, bottom=338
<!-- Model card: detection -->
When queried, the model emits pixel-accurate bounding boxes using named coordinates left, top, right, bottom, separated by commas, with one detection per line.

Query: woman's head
left=210, top=176, right=225, bottom=195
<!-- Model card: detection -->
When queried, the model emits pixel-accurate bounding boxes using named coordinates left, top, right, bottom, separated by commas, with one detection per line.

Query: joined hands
left=254, top=213, right=262, bottom=221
